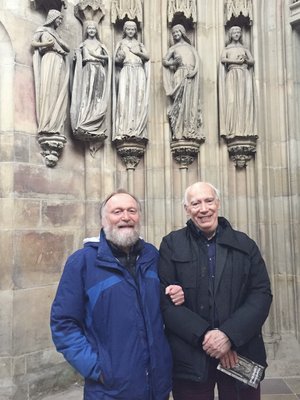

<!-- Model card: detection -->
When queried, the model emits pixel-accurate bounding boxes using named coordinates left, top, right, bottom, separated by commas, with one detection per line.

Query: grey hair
left=99, top=189, right=142, bottom=220
left=183, top=182, right=220, bottom=206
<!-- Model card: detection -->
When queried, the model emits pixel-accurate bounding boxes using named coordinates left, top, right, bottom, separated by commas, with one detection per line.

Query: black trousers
left=172, top=360, right=260, bottom=400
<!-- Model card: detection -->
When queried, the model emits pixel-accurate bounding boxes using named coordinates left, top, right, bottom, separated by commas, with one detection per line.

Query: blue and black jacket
left=51, top=230, right=172, bottom=400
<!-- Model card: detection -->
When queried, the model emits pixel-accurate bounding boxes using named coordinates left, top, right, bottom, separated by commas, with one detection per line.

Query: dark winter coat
left=51, top=230, right=172, bottom=400
left=158, top=217, right=272, bottom=383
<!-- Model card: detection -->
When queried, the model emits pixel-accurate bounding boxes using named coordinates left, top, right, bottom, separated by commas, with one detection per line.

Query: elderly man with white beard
left=51, top=189, right=184, bottom=400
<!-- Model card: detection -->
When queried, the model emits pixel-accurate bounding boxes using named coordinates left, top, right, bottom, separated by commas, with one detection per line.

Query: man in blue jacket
left=158, top=182, right=272, bottom=400
left=51, top=189, right=183, bottom=400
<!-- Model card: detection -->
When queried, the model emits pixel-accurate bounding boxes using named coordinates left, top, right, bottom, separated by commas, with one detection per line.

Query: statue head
left=228, top=26, right=243, bottom=43
left=44, top=9, right=63, bottom=27
left=123, top=20, right=138, bottom=39
left=84, top=20, right=100, bottom=40
left=171, top=24, right=191, bottom=45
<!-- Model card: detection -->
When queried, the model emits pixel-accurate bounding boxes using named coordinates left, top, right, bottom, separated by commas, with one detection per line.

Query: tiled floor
left=260, top=377, right=300, bottom=399
left=43, top=377, right=300, bottom=399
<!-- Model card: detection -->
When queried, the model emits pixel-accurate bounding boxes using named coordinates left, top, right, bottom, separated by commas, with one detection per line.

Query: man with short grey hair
left=159, top=181, right=272, bottom=400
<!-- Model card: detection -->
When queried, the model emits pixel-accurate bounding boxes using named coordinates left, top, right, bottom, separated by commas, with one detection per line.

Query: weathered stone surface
left=0, top=133, right=14, bottom=162
left=0, top=231, right=13, bottom=289
left=13, top=199, right=41, bottom=229
left=14, top=132, right=30, bottom=163
left=13, top=231, right=73, bottom=288
left=28, top=363, right=80, bottom=400
left=14, top=165, right=84, bottom=199
left=0, top=164, right=13, bottom=197
left=41, top=202, right=84, bottom=228
left=0, top=291, right=13, bottom=355
left=26, top=349, right=63, bottom=374
left=12, top=286, right=57, bottom=355
left=14, top=66, right=36, bottom=134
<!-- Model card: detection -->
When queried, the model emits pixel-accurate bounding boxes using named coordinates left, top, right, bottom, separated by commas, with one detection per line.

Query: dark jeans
left=172, top=361, right=260, bottom=400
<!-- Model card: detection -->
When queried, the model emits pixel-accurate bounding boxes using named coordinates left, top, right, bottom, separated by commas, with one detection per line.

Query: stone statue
left=32, top=9, right=70, bottom=135
left=219, top=26, right=257, bottom=138
left=70, top=21, right=111, bottom=141
left=113, top=20, right=150, bottom=141
left=162, top=24, right=202, bottom=141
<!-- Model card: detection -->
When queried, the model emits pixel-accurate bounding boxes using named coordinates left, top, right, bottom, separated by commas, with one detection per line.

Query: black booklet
left=217, top=354, right=265, bottom=388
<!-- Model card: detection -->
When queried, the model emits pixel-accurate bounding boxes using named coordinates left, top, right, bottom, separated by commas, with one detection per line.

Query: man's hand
left=219, top=349, right=238, bottom=369
left=165, top=285, right=184, bottom=306
left=202, top=329, right=231, bottom=359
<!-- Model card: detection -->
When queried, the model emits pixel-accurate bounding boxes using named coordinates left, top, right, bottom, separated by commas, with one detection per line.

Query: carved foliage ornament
left=30, top=0, right=67, bottom=11
left=167, top=0, right=197, bottom=24
left=226, top=136, right=257, bottom=168
left=114, top=138, right=147, bottom=170
left=37, top=134, right=67, bottom=168
left=170, top=139, right=203, bottom=168
left=224, top=0, right=253, bottom=25
left=111, top=0, right=143, bottom=24
left=74, top=0, right=105, bottom=24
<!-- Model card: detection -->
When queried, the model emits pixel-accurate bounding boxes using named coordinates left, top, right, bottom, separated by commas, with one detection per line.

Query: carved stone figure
left=70, top=21, right=111, bottom=142
left=113, top=20, right=150, bottom=141
left=32, top=9, right=70, bottom=135
left=162, top=24, right=202, bottom=141
left=219, top=26, right=257, bottom=138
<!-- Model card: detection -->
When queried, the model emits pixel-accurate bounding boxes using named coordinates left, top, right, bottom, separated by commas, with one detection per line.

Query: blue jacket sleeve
left=50, top=250, right=102, bottom=381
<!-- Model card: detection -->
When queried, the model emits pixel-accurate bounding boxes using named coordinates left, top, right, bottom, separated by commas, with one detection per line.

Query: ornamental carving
left=167, top=0, right=197, bottom=25
left=170, top=139, right=203, bottom=168
left=163, top=24, right=203, bottom=142
left=226, top=136, right=257, bottom=168
left=74, top=0, right=105, bottom=24
left=37, top=134, right=67, bottom=168
left=30, top=0, right=67, bottom=11
left=114, top=138, right=147, bottom=170
left=32, top=9, right=70, bottom=167
left=111, top=0, right=143, bottom=24
left=290, top=0, right=300, bottom=26
left=224, top=0, right=253, bottom=25
left=71, top=2, right=110, bottom=154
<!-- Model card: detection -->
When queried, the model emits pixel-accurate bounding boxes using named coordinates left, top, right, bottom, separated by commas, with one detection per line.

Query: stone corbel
left=114, top=138, right=147, bottom=170
left=225, top=136, right=257, bottom=168
left=37, top=134, right=67, bottom=168
left=170, top=139, right=203, bottom=169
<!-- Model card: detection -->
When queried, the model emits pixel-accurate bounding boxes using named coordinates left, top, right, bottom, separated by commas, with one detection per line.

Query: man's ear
left=184, top=204, right=189, bottom=215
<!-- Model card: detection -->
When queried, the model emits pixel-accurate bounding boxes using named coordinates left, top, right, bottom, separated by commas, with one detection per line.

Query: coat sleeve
left=219, top=240, right=272, bottom=348
left=50, top=250, right=102, bottom=381
left=158, top=236, right=210, bottom=347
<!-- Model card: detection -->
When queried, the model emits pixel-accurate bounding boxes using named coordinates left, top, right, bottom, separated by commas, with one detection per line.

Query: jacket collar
left=187, top=217, right=251, bottom=255
left=95, top=229, right=155, bottom=270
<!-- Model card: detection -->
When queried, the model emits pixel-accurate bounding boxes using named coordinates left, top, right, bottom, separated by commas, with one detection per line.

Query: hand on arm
left=202, top=329, right=231, bottom=359
left=165, top=285, right=184, bottom=306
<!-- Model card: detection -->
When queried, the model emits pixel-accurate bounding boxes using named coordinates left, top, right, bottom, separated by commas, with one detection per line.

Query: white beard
left=104, top=224, right=140, bottom=249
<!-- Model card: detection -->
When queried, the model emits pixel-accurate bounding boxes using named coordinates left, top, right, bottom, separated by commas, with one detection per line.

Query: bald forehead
left=185, top=182, right=219, bottom=205
left=187, top=183, right=215, bottom=197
